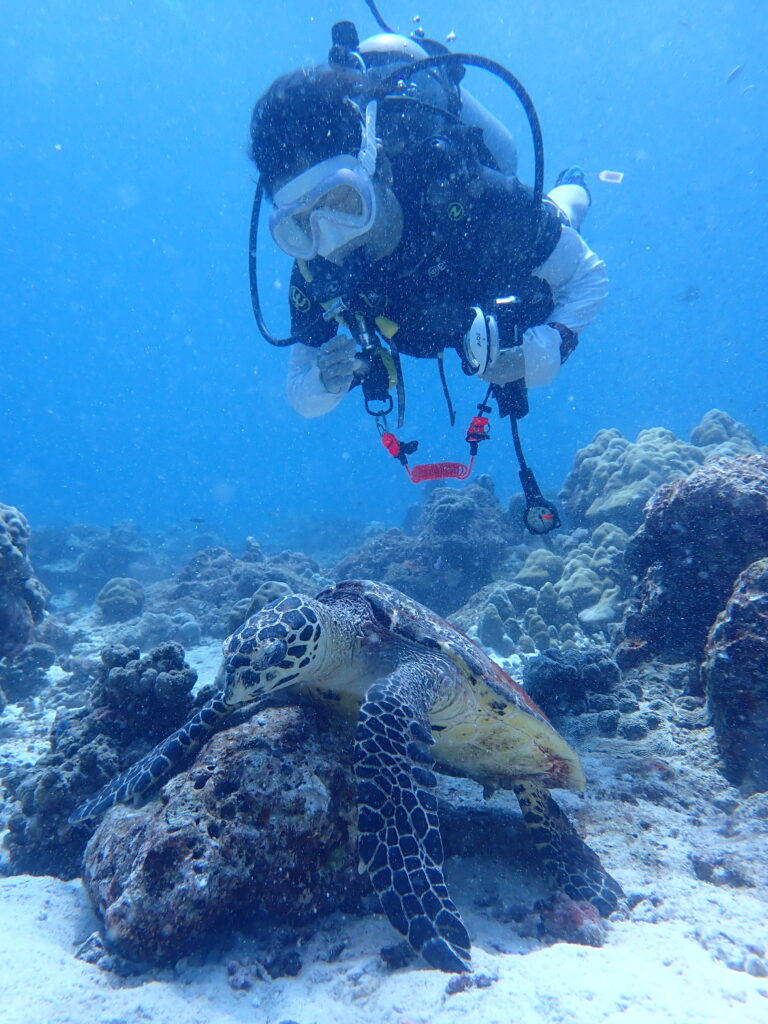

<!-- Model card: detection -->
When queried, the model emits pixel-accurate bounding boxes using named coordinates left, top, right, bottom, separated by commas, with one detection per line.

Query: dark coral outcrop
left=620, top=455, right=768, bottom=661
left=145, top=543, right=322, bottom=639
left=0, top=641, right=56, bottom=701
left=334, top=479, right=512, bottom=616
left=30, top=521, right=160, bottom=601
left=88, top=641, right=197, bottom=741
left=3, top=641, right=198, bottom=878
left=702, top=558, right=768, bottom=793
left=0, top=503, right=48, bottom=659
left=82, top=706, right=363, bottom=964
left=523, top=647, right=621, bottom=721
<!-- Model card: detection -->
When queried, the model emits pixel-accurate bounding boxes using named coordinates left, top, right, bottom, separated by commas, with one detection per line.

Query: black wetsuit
left=287, top=153, right=563, bottom=359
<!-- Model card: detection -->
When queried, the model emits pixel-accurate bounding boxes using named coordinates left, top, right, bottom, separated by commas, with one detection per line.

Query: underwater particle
left=726, top=63, right=745, bottom=84
left=446, top=30, right=456, bottom=43
left=598, top=170, right=624, bottom=184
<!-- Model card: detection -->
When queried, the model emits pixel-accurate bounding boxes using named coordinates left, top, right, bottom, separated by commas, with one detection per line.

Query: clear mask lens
left=269, top=104, right=380, bottom=261
left=270, top=160, right=377, bottom=259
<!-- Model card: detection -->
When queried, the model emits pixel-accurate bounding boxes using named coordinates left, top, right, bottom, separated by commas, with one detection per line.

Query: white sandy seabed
left=1, top=642, right=767, bottom=1024
left=0, top=869, right=766, bottom=1024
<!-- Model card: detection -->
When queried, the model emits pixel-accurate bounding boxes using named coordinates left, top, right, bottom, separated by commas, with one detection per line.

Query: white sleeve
left=522, top=225, right=609, bottom=388
left=286, top=343, right=347, bottom=418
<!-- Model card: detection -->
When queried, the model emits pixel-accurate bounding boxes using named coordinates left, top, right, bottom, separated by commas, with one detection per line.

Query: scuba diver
left=247, top=12, right=608, bottom=534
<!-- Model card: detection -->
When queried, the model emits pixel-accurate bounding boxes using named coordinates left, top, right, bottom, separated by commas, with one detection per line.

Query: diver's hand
left=481, top=346, right=526, bottom=385
left=317, top=335, right=357, bottom=394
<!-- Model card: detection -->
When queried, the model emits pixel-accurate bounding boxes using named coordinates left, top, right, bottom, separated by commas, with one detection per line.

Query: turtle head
left=221, top=593, right=323, bottom=706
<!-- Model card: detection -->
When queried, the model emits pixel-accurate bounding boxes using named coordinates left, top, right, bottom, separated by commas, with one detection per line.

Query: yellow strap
left=374, top=315, right=399, bottom=339
left=375, top=348, right=398, bottom=390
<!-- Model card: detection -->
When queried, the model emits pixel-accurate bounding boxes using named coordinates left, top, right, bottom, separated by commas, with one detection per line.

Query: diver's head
left=250, top=66, right=402, bottom=264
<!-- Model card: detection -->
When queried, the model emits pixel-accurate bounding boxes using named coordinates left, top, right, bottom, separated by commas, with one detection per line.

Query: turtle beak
left=223, top=639, right=288, bottom=706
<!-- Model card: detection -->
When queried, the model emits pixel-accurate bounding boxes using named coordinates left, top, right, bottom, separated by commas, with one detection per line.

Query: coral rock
left=31, top=521, right=159, bottom=600
left=0, top=503, right=48, bottom=659
left=622, top=455, right=768, bottom=660
left=561, top=411, right=765, bottom=535
left=82, top=706, right=362, bottom=963
left=334, top=482, right=513, bottom=616
left=0, top=641, right=56, bottom=701
left=148, top=547, right=318, bottom=639
left=524, top=647, right=621, bottom=720
left=702, top=558, right=768, bottom=793
left=514, top=550, right=564, bottom=588
left=96, top=577, right=145, bottom=622
left=3, top=641, right=197, bottom=878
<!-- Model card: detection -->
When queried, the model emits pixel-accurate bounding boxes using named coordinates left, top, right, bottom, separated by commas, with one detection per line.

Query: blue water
left=2, top=1, right=766, bottom=546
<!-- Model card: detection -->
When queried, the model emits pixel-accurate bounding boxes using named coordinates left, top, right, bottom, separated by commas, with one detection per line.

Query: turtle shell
left=320, top=580, right=585, bottom=791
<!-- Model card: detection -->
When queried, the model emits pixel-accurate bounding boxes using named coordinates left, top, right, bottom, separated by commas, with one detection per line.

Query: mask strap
left=358, top=100, right=378, bottom=177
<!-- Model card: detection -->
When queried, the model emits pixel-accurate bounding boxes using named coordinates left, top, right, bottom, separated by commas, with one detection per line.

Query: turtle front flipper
left=354, top=664, right=472, bottom=973
left=69, top=694, right=234, bottom=824
left=513, top=780, right=625, bottom=916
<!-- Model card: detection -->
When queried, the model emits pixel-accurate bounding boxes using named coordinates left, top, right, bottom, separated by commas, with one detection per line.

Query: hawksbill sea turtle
left=71, top=579, right=624, bottom=972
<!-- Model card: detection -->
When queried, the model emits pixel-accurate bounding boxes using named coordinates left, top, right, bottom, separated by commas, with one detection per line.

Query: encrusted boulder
left=620, top=455, right=768, bottom=661
left=82, top=706, right=363, bottom=964
left=0, top=503, right=48, bottom=659
left=702, top=558, right=768, bottom=793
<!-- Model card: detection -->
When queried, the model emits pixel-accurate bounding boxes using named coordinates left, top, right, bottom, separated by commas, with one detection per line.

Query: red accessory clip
left=466, top=415, right=490, bottom=447
left=381, top=412, right=490, bottom=484
left=380, top=432, right=402, bottom=459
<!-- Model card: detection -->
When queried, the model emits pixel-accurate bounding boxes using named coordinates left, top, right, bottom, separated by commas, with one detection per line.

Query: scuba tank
left=353, top=31, right=518, bottom=176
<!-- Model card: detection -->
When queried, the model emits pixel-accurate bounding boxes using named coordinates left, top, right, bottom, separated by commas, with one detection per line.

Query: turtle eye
left=254, top=639, right=287, bottom=669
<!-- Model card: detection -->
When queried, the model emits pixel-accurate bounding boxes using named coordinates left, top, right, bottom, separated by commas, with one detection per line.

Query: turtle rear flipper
left=355, top=666, right=472, bottom=973
left=69, top=694, right=233, bottom=824
left=513, top=780, right=625, bottom=916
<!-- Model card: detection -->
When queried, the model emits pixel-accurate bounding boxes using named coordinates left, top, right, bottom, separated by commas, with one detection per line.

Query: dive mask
left=269, top=101, right=379, bottom=261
